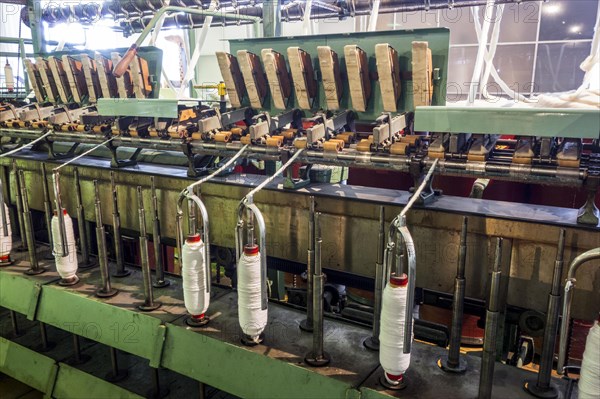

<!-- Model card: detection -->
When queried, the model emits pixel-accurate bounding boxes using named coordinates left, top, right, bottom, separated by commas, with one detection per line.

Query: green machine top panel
left=415, top=106, right=600, bottom=138
left=228, top=28, right=449, bottom=120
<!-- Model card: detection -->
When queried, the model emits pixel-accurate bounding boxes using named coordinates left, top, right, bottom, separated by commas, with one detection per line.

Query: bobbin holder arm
left=236, top=198, right=268, bottom=311
left=557, top=247, right=600, bottom=374
left=384, top=215, right=416, bottom=354
left=176, top=192, right=212, bottom=295
left=52, top=170, right=68, bottom=257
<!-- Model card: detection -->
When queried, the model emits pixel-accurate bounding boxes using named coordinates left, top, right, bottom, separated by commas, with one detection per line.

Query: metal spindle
left=74, top=168, right=94, bottom=267
left=137, top=186, right=161, bottom=311
left=151, top=177, right=170, bottom=288
left=19, top=170, right=45, bottom=275
left=300, top=196, right=315, bottom=332
left=110, top=172, right=130, bottom=277
left=94, top=180, right=118, bottom=298
left=364, top=206, right=385, bottom=350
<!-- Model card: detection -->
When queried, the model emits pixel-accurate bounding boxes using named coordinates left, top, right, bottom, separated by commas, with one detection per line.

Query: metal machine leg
left=439, top=216, right=469, bottom=373
left=19, top=171, right=46, bottom=275
left=9, top=310, right=23, bottom=338
left=524, top=229, right=566, bottom=398
left=137, top=186, right=161, bottom=311
left=105, top=347, right=128, bottom=382
left=69, top=334, right=91, bottom=365
left=364, top=206, right=385, bottom=351
left=147, top=367, right=169, bottom=399
left=74, top=168, right=94, bottom=268
left=110, top=172, right=130, bottom=278
left=304, top=212, right=331, bottom=367
left=478, top=237, right=503, bottom=399
left=151, top=177, right=170, bottom=288
left=38, top=322, right=55, bottom=352
left=300, top=196, right=315, bottom=332
left=93, top=180, right=118, bottom=298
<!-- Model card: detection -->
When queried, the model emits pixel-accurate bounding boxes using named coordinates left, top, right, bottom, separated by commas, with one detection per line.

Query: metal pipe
left=74, top=168, right=93, bottom=267
left=10, top=310, right=21, bottom=337
left=236, top=149, right=305, bottom=309
left=19, top=170, right=45, bottom=275
left=137, top=186, right=161, bottom=311
left=557, top=247, right=600, bottom=374
left=39, top=322, right=52, bottom=351
left=440, top=216, right=468, bottom=373
left=151, top=176, right=170, bottom=288
left=12, top=161, right=27, bottom=250
left=478, top=237, right=503, bottom=399
left=524, top=229, right=566, bottom=398
left=110, top=172, right=130, bottom=277
left=94, top=180, right=118, bottom=298
left=106, top=347, right=128, bottom=382
left=304, top=212, right=331, bottom=366
left=113, top=5, right=262, bottom=78
left=300, top=196, right=316, bottom=332
left=0, top=172, right=8, bottom=238
left=364, top=206, right=385, bottom=350
left=41, top=164, right=54, bottom=250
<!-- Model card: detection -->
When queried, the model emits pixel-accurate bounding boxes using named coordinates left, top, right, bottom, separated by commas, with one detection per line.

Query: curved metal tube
left=175, top=145, right=249, bottom=294
left=235, top=149, right=305, bottom=311
left=383, top=158, right=439, bottom=354
left=557, top=247, right=600, bottom=374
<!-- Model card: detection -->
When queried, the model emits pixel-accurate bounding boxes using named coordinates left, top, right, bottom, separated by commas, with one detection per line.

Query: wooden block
left=317, top=46, right=342, bottom=110
left=344, top=45, right=371, bottom=112
left=375, top=43, right=401, bottom=112
left=47, top=56, right=71, bottom=103
left=36, top=57, right=58, bottom=103
left=237, top=50, right=268, bottom=109
left=23, top=59, right=45, bottom=103
left=261, top=49, right=292, bottom=110
left=287, top=47, right=317, bottom=110
left=411, top=41, right=433, bottom=107
left=216, top=51, right=246, bottom=108
left=95, top=53, right=118, bottom=99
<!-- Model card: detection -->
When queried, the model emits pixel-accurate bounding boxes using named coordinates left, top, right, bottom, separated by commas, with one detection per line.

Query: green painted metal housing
left=414, top=106, right=600, bottom=138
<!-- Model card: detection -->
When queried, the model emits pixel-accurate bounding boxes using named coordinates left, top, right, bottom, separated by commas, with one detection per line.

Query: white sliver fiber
left=237, top=247, right=267, bottom=342
left=182, top=234, right=210, bottom=317
left=579, top=320, right=600, bottom=399
left=379, top=277, right=412, bottom=385
left=51, top=210, right=78, bottom=280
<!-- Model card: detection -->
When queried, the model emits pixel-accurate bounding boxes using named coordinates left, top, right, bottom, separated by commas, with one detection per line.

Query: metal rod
left=0, top=131, right=51, bottom=158
left=313, top=213, right=323, bottom=356
left=557, top=246, right=600, bottom=373
left=72, top=334, right=82, bottom=363
left=442, top=216, right=469, bottom=372
left=137, top=186, right=161, bottom=311
left=524, top=229, right=566, bottom=398
left=39, top=322, right=50, bottom=351
left=301, top=196, right=316, bottom=332
left=10, top=310, right=20, bottom=337
left=478, top=237, right=503, bottom=399
left=41, top=163, right=53, bottom=248
left=94, top=180, right=117, bottom=298
left=19, top=170, right=44, bottom=275
left=365, top=206, right=385, bottom=350
left=12, top=160, right=27, bottom=249
left=0, top=172, right=9, bottom=238
left=74, top=168, right=92, bottom=266
left=151, top=177, right=169, bottom=287
left=305, top=212, right=331, bottom=366
left=110, top=172, right=129, bottom=277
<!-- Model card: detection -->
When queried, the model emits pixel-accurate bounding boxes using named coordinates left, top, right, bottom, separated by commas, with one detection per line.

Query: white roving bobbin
left=237, top=244, right=267, bottom=342
left=182, top=233, right=210, bottom=317
left=379, top=273, right=412, bottom=386
left=0, top=203, right=12, bottom=261
left=579, top=319, right=600, bottom=399
left=51, top=209, right=79, bottom=281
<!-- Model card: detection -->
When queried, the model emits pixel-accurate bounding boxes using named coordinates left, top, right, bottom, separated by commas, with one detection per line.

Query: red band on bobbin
left=244, top=244, right=259, bottom=255
left=389, top=273, right=408, bottom=287
left=0, top=254, right=10, bottom=261
left=385, top=373, right=404, bottom=382
left=53, top=209, right=68, bottom=216
left=192, top=313, right=205, bottom=321
left=186, top=233, right=201, bottom=243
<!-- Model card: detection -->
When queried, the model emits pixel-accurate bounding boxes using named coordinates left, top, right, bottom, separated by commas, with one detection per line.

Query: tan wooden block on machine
left=261, top=49, right=292, bottom=110
left=317, top=46, right=343, bottom=110
left=375, top=43, right=401, bottom=112
left=287, top=47, right=317, bottom=110
left=412, top=41, right=433, bottom=107
left=344, top=45, right=372, bottom=113
left=216, top=51, right=246, bottom=108
left=237, top=50, right=268, bottom=109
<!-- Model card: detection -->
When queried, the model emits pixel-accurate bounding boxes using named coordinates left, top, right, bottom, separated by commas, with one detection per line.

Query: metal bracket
left=107, top=140, right=142, bottom=168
